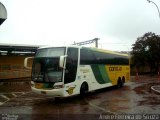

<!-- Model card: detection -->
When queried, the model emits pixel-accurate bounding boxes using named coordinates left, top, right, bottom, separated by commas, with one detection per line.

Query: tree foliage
left=131, top=32, right=160, bottom=73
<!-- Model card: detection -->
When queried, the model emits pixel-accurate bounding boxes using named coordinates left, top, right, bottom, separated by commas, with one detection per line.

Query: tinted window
left=80, top=48, right=96, bottom=64
left=80, top=48, right=129, bottom=65
left=94, top=51, right=129, bottom=65
left=32, top=57, right=63, bottom=83
left=64, top=48, right=78, bottom=84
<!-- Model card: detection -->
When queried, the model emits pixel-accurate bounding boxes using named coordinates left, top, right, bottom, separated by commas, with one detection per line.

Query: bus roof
left=38, top=45, right=129, bottom=57
left=84, top=47, right=129, bottom=57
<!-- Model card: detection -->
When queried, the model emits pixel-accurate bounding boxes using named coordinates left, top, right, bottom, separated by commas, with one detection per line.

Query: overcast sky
left=0, top=0, right=160, bottom=51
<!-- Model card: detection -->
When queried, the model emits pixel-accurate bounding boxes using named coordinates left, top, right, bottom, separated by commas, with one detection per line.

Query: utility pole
left=73, top=38, right=100, bottom=48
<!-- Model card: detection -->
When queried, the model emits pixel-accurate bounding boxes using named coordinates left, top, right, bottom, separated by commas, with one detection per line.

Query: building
left=0, top=44, right=39, bottom=80
left=0, top=3, right=38, bottom=80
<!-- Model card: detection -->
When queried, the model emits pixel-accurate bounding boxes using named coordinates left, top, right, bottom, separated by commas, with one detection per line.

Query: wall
left=0, top=56, right=33, bottom=79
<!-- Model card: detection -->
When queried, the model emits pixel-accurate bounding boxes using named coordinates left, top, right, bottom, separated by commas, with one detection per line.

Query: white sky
left=0, top=0, right=160, bottom=51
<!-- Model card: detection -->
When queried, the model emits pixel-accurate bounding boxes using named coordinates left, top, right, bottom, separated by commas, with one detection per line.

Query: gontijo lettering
left=109, top=67, right=122, bottom=71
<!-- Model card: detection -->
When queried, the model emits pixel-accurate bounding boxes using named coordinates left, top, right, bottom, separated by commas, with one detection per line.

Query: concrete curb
left=151, top=85, right=160, bottom=94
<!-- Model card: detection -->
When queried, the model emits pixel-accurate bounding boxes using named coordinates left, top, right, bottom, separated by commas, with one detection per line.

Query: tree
left=131, top=32, right=160, bottom=73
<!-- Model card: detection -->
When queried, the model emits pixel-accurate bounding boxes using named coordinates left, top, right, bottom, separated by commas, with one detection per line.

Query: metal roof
left=0, top=44, right=40, bottom=56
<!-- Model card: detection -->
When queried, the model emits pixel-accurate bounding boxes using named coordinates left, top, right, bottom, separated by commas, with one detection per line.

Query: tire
left=121, top=76, right=125, bottom=87
left=117, top=77, right=123, bottom=88
left=80, top=82, right=88, bottom=96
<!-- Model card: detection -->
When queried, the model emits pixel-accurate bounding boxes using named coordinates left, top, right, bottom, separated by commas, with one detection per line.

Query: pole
left=73, top=38, right=99, bottom=48
left=147, top=0, right=160, bottom=19
left=94, top=38, right=99, bottom=48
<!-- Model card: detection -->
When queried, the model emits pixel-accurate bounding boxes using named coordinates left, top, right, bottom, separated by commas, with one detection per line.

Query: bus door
left=64, top=47, right=78, bottom=95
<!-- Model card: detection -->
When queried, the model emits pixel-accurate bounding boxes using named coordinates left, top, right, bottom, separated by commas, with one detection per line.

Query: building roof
left=0, top=44, right=41, bottom=56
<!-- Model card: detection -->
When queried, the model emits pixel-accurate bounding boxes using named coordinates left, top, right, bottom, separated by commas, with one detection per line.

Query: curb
left=151, top=85, right=160, bottom=94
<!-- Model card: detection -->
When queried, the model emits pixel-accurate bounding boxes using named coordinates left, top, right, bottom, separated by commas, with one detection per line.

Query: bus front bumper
left=31, top=87, right=64, bottom=97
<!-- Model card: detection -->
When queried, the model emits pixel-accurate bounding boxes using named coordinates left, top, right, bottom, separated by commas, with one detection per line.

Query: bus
left=24, top=46, right=130, bottom=97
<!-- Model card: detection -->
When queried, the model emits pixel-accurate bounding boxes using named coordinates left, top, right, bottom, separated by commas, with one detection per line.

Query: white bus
left=24, top=46, right=130, bottom=97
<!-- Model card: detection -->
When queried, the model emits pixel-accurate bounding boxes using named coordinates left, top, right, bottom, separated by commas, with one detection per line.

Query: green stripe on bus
left=91, top=65, right=111, bottom=84
left=91, top=65, right=104, bottom=84
left=99, top=65, right=111, bottom=83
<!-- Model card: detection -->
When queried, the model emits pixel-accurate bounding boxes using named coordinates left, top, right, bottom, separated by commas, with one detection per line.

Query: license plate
left=35, top=83, right=44, bottom=89
left=41, top=91, right=46, bottom=94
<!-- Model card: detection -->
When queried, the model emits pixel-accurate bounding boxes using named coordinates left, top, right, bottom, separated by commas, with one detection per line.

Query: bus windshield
left=32, top=47, right=65, bottom=83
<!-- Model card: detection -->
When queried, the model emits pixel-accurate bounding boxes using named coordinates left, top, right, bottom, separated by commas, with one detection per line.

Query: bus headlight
left=53, top=85, right=64, bottom=89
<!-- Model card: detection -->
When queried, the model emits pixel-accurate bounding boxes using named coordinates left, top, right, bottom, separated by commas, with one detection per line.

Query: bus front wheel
left=80, top=82, right=88, bottom=96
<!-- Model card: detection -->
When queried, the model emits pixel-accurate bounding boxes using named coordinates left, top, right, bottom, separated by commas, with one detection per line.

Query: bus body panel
left=105, top=65, right=130, bottom=85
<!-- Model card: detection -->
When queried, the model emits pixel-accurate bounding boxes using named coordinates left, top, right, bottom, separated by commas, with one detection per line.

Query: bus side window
left=64, top=48, right=78, bottom=84
left=80, top=48, right=96, bottom=64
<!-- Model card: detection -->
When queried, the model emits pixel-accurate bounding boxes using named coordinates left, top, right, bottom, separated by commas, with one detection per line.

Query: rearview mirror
left=24, top=57, right=34, bottom=69
left=59, top=55, right=67, bottom=68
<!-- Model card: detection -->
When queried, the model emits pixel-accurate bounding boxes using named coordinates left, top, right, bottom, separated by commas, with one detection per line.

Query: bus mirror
left=24, top=57, right=34, bottom=69
left=59, top=55, right=67, bottom=68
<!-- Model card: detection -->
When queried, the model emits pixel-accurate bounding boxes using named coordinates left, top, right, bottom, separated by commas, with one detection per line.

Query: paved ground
left=0, top=76, right=160, bottom=120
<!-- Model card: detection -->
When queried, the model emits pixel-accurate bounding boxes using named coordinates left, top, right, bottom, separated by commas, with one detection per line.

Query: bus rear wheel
left=122, top=76, right=125, bottom=87
left=80, top=82, right=88, bottom=96
left=117, top=77, right=124, bottom=88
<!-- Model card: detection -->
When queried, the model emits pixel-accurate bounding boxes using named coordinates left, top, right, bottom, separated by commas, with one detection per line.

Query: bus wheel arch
left=80, top=82, right=89, bottom=96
